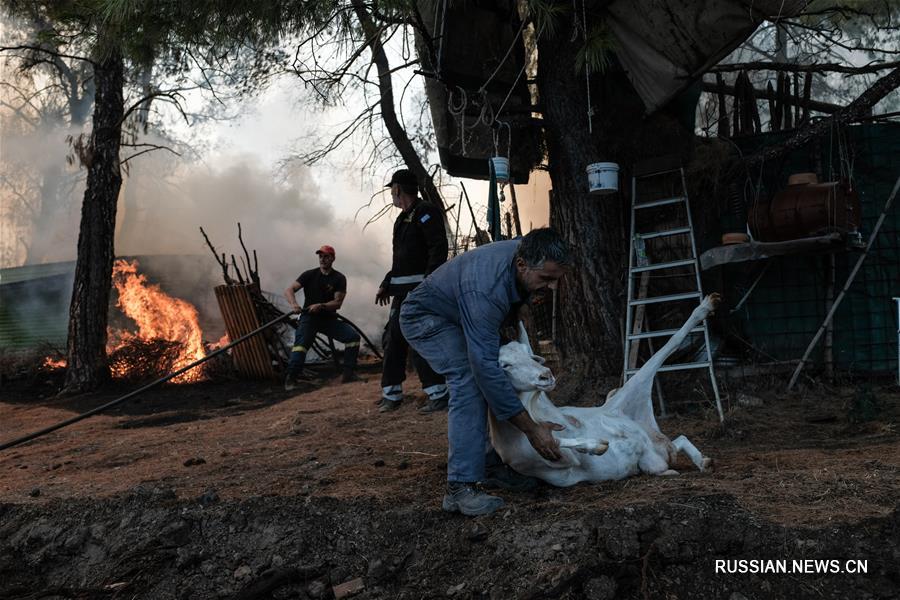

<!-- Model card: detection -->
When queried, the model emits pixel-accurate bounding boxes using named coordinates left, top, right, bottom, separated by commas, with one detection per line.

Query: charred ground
left=1, top=363, right=898, bottom=599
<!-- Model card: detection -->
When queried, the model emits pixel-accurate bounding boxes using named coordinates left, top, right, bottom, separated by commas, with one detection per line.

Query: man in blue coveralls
left=399, top=228, right=570, bottom=516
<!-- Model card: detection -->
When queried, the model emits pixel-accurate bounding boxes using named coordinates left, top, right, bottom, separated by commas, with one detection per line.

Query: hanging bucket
left=586, top=162, right=619, bottom=195
left=491, top=156, right=510, bottom=183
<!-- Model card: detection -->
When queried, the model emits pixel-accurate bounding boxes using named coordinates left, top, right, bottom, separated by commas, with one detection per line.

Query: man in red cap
left=283, top=245, right=361, bottom=389
left=375, top=169, right=450, bottom=413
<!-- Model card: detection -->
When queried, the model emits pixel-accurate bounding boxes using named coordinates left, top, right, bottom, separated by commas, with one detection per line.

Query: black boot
left=341, top=369, right=362, bottom=383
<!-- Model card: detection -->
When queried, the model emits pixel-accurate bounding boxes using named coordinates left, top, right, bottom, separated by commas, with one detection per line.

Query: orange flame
left=43, top=356, right=67, bottom=369
left=210, top=333, right=230, bottom=350
left=108, top=259, right=206, bottom=383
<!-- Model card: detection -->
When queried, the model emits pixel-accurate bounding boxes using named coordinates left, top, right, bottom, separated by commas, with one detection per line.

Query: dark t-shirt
left=297, top=268, right=347, bottom=311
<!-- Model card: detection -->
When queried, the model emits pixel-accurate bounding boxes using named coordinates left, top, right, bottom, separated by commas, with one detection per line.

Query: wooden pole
left=508, top=182, right=523, bottom=236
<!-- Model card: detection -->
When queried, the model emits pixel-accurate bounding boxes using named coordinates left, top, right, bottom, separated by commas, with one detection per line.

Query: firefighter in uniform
left=283, top=245, right=361, bottom=390
left=376, top=169, right=450, bottom=413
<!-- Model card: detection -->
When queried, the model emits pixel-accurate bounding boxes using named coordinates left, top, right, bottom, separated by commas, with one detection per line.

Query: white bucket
left=491, top=156, right=510, bottom=183
left=586, top=162, right=619, bottom=195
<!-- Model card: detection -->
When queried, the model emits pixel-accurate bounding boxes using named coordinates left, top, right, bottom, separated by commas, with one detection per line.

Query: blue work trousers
left=400, top=303, right=490, bottom=483
left=286, top=314, right=360, bottom=375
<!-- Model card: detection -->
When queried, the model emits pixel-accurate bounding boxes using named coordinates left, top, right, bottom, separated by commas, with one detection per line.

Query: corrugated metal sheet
left=0, top=263, right=74, bottom=351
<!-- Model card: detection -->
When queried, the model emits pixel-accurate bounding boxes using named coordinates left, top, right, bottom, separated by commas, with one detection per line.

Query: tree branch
left=120, top=144, right=182, bottom=165
left=710, top=60, right=900, bottom=75
left=351, top=0, right=445, bottom=208
left=0, top=44, right=94, bottom=65
left=741, top=66, right=900, bottom=169
left=120, top=90, right=188, bottom=126
left=701, top=80, right=842, bottom=114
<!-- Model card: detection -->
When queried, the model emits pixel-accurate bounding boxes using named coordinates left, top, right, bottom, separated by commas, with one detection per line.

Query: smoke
left=113, top=146, right=394, bottom=341
left=3, top=123, right=395, bottom=344
left=0, top=119, right=87, bottom=267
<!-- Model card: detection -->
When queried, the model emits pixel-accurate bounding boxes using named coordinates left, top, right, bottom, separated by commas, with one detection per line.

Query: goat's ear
left=517, top=321, right=533, bottom=351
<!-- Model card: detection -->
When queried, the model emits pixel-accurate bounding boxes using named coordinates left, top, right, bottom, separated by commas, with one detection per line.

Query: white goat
left=490, top=294, right=720, bottom=487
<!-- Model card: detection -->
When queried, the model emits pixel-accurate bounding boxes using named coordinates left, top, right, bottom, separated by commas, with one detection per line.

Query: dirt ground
left=1, top=362, right=898, bottom=599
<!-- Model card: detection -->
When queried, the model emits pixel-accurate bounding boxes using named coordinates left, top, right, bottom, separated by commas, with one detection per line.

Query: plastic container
left=491, top=157, right=510, bottom=183
left=586, top=162, right=619, bottom=195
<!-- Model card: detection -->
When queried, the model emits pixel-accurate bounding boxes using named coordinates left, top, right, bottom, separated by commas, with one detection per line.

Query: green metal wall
left=0, top=262, right=73, bottom=351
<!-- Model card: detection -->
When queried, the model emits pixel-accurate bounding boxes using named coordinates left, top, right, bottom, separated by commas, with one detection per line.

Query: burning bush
left=40, top=260, right=213, bottom=383
left=107, top=259, right=208, bottom=383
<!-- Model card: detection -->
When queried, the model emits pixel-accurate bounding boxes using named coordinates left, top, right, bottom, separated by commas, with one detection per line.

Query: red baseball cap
left=315, top=245, right=336, bottom=257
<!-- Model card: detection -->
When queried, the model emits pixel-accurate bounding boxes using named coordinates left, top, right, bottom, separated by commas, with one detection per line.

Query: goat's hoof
left=590, top=443, right=609, bottom=455
left=701, top=457, right=713, bottom=471
left=705, top=293, right=722, bottom=312
left=660, top=469, right=680, bottom=476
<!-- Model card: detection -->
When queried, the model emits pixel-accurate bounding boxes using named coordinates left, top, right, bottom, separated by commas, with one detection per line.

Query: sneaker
left=442, top=483, right=505, bottom=516
left=418, top=394, right=449, bottom=414
left=379, top=399, right=402, bottom=413
left=479, top=463, right=540, bottom=492
left=341, top=371, right=362, bottom=384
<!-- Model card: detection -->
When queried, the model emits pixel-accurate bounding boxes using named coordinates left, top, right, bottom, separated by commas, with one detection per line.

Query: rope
left=582, top=0, right=593, bottom=134
left=478, top=89, right=496, bottom=127
left=495, top=20, right=546, bottom=118
left=401, top=23, right=411, bottom=61
left=492, top=120, right=512, bottom=158
left=435, top=0, right=448, bottom=77
left=446, top=12, right=546, bottom=159
left=447, top=85, right=469, bottom=154
left=570, top=0, right=581, bottom=42
left=477, top=16, right=527, bottom=95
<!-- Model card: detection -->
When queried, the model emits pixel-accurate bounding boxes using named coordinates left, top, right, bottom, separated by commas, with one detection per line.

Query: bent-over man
left=400, top=228, right=571, bottom=516
left=283, top=245, right=361, bottom=390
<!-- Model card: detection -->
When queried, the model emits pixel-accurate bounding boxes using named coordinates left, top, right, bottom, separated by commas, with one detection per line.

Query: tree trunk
left=62, top=49, right=124, bottom=394
left=537, top=16, right=693, bottom=376
left=352, top=0, right=445, bottom=209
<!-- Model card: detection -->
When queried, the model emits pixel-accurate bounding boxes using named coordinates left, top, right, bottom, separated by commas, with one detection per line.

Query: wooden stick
left=508, top=181, right=523, bottom=236
left=767, top=80, right=779, bottom=131
left=716, top=73, right=730, bottom=138
left=237, top=222, right=258, bottom=286
left=801, top=71, right=813, bottom=126
left=231, top=254, right=245, bottom=284
left=199, top=226, right=233, bottom=284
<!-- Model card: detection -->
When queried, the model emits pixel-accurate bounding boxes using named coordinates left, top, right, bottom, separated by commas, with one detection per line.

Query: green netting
left=719, top=123, right=900, bottom=373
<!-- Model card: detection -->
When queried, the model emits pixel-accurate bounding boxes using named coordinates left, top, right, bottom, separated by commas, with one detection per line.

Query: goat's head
left=499, top=323, right=556, bottom=392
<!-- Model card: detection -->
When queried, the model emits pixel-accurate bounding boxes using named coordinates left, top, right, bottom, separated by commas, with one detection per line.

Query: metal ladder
left=623, top=164, right=724, bottom=422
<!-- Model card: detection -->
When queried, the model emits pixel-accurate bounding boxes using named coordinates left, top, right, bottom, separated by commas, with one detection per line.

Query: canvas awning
left=606, top=0, right=809, bottom=112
